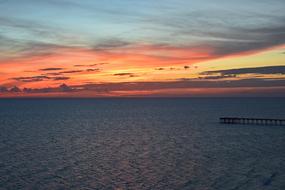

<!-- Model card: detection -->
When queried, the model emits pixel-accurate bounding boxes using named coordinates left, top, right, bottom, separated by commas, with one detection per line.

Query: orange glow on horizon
left=0, top=44, right=285, bottom=97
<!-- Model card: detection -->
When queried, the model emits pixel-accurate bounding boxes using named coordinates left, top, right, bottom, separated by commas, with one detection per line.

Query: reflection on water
left=0, top=98, right=284, bottom=189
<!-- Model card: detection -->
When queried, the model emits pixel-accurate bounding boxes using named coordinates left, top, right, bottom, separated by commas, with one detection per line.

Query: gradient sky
left=0, top=0, right=285, bottom=97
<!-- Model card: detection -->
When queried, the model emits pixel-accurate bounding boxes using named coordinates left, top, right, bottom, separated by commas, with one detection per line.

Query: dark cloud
left=53, top=76, right=70, bottom=81
left=74, top=64, right=85, bottom=67
left=114, top=73, right=132, bottom=76
left=178, top=78, right=285, bottom=88
left=40, top=68, right=64, bottom=71
left=86, top=69, right=100, bottom=72
left=9, top=86, right=21, bottom=93
left=202, top=66, right=285, bottom=76
left=74, top=63, right=107, bottom=67
left=98, top=63, right=109, bottom=65
left=113, top=73, right=136, bottom=77
left=25, top=87, right=55, bottom=93
left=23, top=88, right=33, bottom=93
left=12, top=75, right=70, bottom=82
left=6, top=77, right=285, bottom=96
left=59, top=70, right=83, bottom=74
left=89, top=64, right=98, bottom=67
left=45, top=69, right=88, bottom=76
left=12, top=76, right=50, bottom=82
left=27, top=86, right=74, bottom=93
left=0, top=86, right=8, bottom=92
left=156, top=67, right=184, bottom=71
left=75, top=78, right=285, bottom=92
left=27, top=78, right=278, bottom=97
left=198, top=75, right=236, bottom=80
left=59, top=84, right=73, bottom=92
left=23, top=83, right=73, bottom=93
left=21, top=84, right=73, bottom=94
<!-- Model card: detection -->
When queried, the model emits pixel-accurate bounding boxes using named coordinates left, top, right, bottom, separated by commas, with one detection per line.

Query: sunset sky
left=0, top=0, right=285, bottom=97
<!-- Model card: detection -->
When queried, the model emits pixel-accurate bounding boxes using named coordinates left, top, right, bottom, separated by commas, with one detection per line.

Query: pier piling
left=220, top=117, right=285, bottom=126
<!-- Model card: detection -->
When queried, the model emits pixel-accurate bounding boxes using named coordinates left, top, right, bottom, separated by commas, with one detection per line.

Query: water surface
left=0, top=98, right=284, bottom=189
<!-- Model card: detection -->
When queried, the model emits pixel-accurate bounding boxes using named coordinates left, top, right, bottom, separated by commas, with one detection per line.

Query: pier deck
left=220, top=117, right=285, bottom=126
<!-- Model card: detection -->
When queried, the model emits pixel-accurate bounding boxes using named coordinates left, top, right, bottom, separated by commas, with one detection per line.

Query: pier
left=220, top=117, right=285, bottom=126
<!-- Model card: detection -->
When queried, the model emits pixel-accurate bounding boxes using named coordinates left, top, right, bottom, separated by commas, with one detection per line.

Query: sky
left=0, top=0, right=285, bottom=97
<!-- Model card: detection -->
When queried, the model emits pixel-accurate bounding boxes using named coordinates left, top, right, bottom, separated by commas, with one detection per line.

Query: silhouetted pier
left=220, top=117, right=285, bottom=126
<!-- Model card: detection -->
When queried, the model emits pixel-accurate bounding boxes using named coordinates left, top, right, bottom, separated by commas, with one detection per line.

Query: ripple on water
left=0, top=98, right=285, bottom=190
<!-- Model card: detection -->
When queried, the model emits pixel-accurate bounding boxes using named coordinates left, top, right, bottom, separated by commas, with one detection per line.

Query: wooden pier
left=220, top=117, right=285, bottom=126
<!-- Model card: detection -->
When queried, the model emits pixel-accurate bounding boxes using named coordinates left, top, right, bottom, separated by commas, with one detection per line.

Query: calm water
left=0, top=98, right=284, bottom=190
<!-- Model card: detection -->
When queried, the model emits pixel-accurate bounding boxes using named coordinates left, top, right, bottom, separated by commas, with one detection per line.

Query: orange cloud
left=1, top=43, right=284, bottom=97
left=0, top=44, right=217, bottom=88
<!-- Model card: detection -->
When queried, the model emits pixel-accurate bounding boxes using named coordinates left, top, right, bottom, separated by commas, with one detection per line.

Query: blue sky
left=1, top=0, right=284, bottom=48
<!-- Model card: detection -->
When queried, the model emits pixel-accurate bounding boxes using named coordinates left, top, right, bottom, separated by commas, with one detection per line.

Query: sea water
left=0, top=98, right=284, bottom=190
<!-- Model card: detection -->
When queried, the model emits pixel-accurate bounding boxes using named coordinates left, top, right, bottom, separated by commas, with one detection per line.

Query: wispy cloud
left=12, top=76, right=50, bottom=82
left=92, top=39, right=132, bottom=51
left=113, top=73, right=136, bottom=77
left=1, top=0, right=285, bottom=97
left=40, top=68, right=64, bottom=71
left=2, top=77, right=285, bottom=97
left=11, top=75, right=70, bottom=82
left=198, top=75, right=236, bottom=80
left=201, top=66, right=285, bottom=75
left=59, top=70, right=83, bottom=74
left=86, top=69, right=100, bottom=72
left=53, top=76, right=70, bottom=81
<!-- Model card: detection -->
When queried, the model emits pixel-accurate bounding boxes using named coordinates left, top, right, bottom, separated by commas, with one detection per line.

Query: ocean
left=0, top=98, right=284, bottom=190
